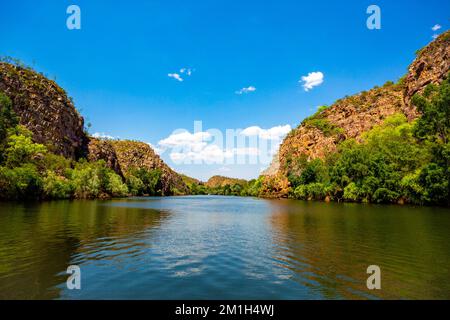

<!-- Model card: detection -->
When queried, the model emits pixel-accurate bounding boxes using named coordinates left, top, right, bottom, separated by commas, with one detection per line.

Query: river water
left=0, top=196, right=449, bottom=299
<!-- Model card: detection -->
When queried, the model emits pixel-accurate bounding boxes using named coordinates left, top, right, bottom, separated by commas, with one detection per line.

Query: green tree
left=0, top=92, right=19, bottom=163
left=126, top=174, right=145, bottom=196
left=0, top=164, right=42, bottom=200
left=43, top=170, right=72, bottom=199
left=4, top=126, right=47, bottom=168
left=69, top=161, right=101, bottom=199
left=105, top=171, right=128, bottom=197
left=412, top=76, right=450, bottom=205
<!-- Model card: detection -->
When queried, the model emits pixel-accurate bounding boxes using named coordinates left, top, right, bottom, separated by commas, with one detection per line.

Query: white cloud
left=168, top=73, right=184, bottom=82
left=92, top=132, right=117, bottom=140
left=241, top=125, right=291, bottom=140
left=180, top=68, right=193, bottom=76
left=432, top=24, right=442, bottom=31
left=300, top=71, right=324, bottom=91
left=158, top=131, right=211, bottom=150
left=235, top=86, right=256, bottom=95
left=157, top=124, right=290, bottom=165
left=432, top=34, right=439, bottom=39
left=168, top=68, right=194, bottom=82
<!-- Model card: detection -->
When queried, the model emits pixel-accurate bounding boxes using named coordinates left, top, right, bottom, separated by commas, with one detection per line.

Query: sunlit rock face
left=88, top=138, right=188, bottom=195
left=0, top=62, right=89, bottom=159
left=404, top=31, right=450, bottom=115
left=266, top=31, right=450, bottom=178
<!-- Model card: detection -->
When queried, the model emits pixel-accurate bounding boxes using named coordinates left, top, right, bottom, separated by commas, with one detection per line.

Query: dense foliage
left=0, top=91, right=166, bottom=201
left=185, top=178, right=262, bottom=197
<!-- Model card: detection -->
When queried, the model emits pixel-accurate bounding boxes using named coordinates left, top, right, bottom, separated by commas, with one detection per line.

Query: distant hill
left=205, top=175, right=248, bottom=188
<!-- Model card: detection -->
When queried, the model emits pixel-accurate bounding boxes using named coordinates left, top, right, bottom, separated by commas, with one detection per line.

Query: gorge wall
left=0, top=61, right=88, bottom=159
left=0, top=60, right=188, bottom=195
left=88, top=138, right=188, bottom=195
left=264, top=31, right=450, bottom=178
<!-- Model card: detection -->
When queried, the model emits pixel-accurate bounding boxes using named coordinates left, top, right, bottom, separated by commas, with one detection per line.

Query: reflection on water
left=0, top=196, right=449, bottom=299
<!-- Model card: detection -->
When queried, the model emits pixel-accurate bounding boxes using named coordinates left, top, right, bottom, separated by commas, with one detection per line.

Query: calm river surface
left=0, top=196, right=449, bottom=300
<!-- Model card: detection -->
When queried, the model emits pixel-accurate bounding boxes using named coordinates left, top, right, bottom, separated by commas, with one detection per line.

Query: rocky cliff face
left=405, top=32, right=450, bottom=110
left=0, top=62, right=88, bottom=159
left=0, top=60, right=189, bottom=195
left=266, top=31, right=450, bottom=178
left=88, top=138, right=188, bottom=195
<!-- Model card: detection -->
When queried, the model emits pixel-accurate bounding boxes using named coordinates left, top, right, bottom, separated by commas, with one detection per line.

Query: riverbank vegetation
left=0, top=91, right=169, bottom=200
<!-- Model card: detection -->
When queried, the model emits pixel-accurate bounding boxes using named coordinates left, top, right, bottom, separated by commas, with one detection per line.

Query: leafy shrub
left=43, top=170, right=72, bottom=199
left=372, top=188, right=399, bottom=203
left=5, top=126, right=47, bottom=168
left=131, top=168, right=163, bottom=196
left=0, top=164, right=42, bottom=200
left=304, top=118, right=344, bottom=137
left=126, top=174, right=145, bottom=196
left=418, top=163, right=448, bottom=205
left=69, top=163, right=101, bottom=199
left=294, top=183, right=327, bottom=200
left=105, top=171, right=128, bottom=197
left=343, top=182, right=360, bottom=202
left=0, top=91, right=18, bottom=149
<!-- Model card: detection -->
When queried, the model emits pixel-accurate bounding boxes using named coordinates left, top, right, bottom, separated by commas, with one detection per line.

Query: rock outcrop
left=405, top=32, right=450, bottom=112
left=266, top=31, right=450, bottom=178
left=0, top=60, right=190, bottom=196
left=88, top=138, right=188, bottom=195
left=87, top=138, right=123, bottom=175
left=0, top=61, right=88, bottom=159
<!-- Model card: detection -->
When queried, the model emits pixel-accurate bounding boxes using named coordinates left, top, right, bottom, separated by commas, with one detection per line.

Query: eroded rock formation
left=265, top=31, right=450, bottom=178
left=88, top=138, right=188, bottom=195
left=0, top=62, right=88, bottom=159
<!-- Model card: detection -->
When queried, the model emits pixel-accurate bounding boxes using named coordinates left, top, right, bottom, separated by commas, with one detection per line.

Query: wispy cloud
left=168, top=73, right=184, bottom=82
left=300, top=71, right=324, bottom=91
left=235, top=86, right=256, bottom=95
left=432, top=34, right=439, bottom=39
left=180, top=68, right=193, bottom=76
left=168, top=68, right=194, bottom=82
left=432, top=24, right=442, bottom=31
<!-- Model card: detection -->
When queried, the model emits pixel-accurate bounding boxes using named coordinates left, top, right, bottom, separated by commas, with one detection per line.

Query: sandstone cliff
left=0, top=59, right=189, bottom=196
left=88, top=138, right=188, bottom=195
left=0, top=61, right=88, bottom=159
left=265, top=31, right=450, bottom=178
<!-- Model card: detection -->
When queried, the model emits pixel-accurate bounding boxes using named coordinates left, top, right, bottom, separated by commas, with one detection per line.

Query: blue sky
left=0, top=0, right=449, bottom=180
